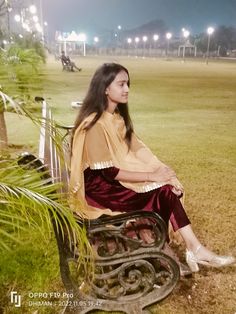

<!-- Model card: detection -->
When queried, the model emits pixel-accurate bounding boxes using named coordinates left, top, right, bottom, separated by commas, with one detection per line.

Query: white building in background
left=55, top=31, right=87, bottom=56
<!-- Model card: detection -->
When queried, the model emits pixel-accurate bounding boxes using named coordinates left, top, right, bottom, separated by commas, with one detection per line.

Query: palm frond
left=0, top=92, right=95, bottom=279
left=0, top=157, right=94, bottom=278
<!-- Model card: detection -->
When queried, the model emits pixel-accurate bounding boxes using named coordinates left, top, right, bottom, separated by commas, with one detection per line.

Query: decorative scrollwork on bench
left=88, top=211, right=167, bottom=260
left=90, top=252, right=179, bottom=302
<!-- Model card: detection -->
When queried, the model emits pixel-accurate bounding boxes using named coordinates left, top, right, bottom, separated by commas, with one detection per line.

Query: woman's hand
left=149, top=166, right=176, bottom=183
left=149, top=166, right=184, bottom=197
left=171, top=186, right=183, bottom=196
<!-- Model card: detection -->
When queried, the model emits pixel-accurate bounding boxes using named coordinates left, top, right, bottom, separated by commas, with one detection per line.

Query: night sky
left=42, top=0, right=236, bottom=37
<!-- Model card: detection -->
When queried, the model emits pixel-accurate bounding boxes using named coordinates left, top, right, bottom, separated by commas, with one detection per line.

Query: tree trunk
left=0, top=111, right=8, bottom=150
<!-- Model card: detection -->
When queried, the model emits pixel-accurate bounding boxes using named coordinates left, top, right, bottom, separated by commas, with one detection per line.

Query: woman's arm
left=115, top=166, right=176, bottom=183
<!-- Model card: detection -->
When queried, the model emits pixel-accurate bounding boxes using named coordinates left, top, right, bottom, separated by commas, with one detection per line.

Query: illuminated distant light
left=3, top=40, right=8, bottom=45
left=14, top=14, right=21, bottom=22
left=29, top=5, right=37, bottom=14
left=23, top=23, right=30, bottom=32
left=19, top=34, right=23, bottom=38
left=118, top=25, right=122, bottom=30
left=32, top=15, right=38, bottom=23
left=35, top=23, right=42, bottom=33
left=22, top=22, right=28, bottom=29
left=44, top=21, right=48, bottom=26
left=183, top=30, right=190, bottom=38
left=114, top=33, right=118, bottom=37
left=182, top=28, right=185, bottom=32
left=142, top=36, right=148, bottom=42
left=207, top=27, right=214, bottom=35
left=127, top=38, right=132, bottom=44
left=94, top=36, right=99, bottom=42
left=166, top=32, right=172, bottom=39
left=153, top=34, right=159, bottom=41
left=135, top=37, right=140, bottom=43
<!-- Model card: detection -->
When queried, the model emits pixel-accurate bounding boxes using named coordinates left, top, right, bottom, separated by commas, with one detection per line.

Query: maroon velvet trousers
left=84, top=167, right=190, bottom=232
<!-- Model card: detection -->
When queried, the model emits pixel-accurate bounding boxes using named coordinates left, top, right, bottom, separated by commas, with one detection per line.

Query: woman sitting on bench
left=69, top=63, right=235, bottom=273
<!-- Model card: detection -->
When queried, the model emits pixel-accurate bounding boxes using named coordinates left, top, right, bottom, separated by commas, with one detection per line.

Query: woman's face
left=105, top=70, right=129, bottom=108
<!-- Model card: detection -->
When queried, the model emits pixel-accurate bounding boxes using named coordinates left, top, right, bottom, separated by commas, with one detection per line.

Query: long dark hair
left=72, top=63, right=134, bottom=147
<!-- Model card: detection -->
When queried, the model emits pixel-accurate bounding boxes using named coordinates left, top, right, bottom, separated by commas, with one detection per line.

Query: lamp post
left=44, top=21, right=48, bottom=44
left=116, top=25, right=122, bottom=53
left=206, top=27, right=214, bottom=64
left=142, top=35, right=147, bottom=57
left=166, top=32, right=172, bottom=57
left=153, top=34, right=159, bottom=57
left=135, top=37, right=140, bottom=57
left=94, top=36, right=99, bottom=55
left=182, top=28, right=190, bottom=61
left=127, top=38, right=132, bottom=56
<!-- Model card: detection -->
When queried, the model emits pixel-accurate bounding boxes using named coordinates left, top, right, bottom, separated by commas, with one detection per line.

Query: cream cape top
left=69, top=111, right=183, bottom=219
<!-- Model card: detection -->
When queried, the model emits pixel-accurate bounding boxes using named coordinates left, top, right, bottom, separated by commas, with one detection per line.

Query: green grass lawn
left=1, top=55, right=236, bottom=313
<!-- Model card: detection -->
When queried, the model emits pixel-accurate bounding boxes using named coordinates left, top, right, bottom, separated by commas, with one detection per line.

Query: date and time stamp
left=10, top=291, right=103, bottom=309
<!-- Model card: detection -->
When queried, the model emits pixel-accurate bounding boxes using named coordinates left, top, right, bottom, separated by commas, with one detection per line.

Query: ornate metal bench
left=21, top=100, right=180, bottom=314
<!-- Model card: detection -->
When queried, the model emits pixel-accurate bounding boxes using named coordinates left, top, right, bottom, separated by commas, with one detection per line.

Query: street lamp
left=127, top=38, right=132, bottom=56
left=14, top=14, right=21, bottom=22
left=135, top=37, right=140, bottom=56
left=182, top=28, right=190, bottom=61
left=29, top=5, right=37, bottom=14
left=43, top=21, right=48, bottom=43
left=116, top=25, right=122, bottom=52
left=153, top=34, right=159, bottom=57
left=153, top=34, right=159, bottom=41
left=183, top=29, right=190, bottom=39
left=206, top=26, right=214, bottom=64
left=166, top=32, right=172, bottom=57
left=94, top=36, right=99, bottom=55
left=142, top=36, right=147, bottom=57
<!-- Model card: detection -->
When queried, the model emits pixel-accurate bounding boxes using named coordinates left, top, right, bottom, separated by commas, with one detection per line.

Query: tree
left=0, top=44, right=43, bottom=149
left=214, top=26, right=236, bottom=56
left=0, top=0, right=7, bottom=40
left=0, top=0, right=6, bottom=17
left=194, top=25, right=236, bottom=56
